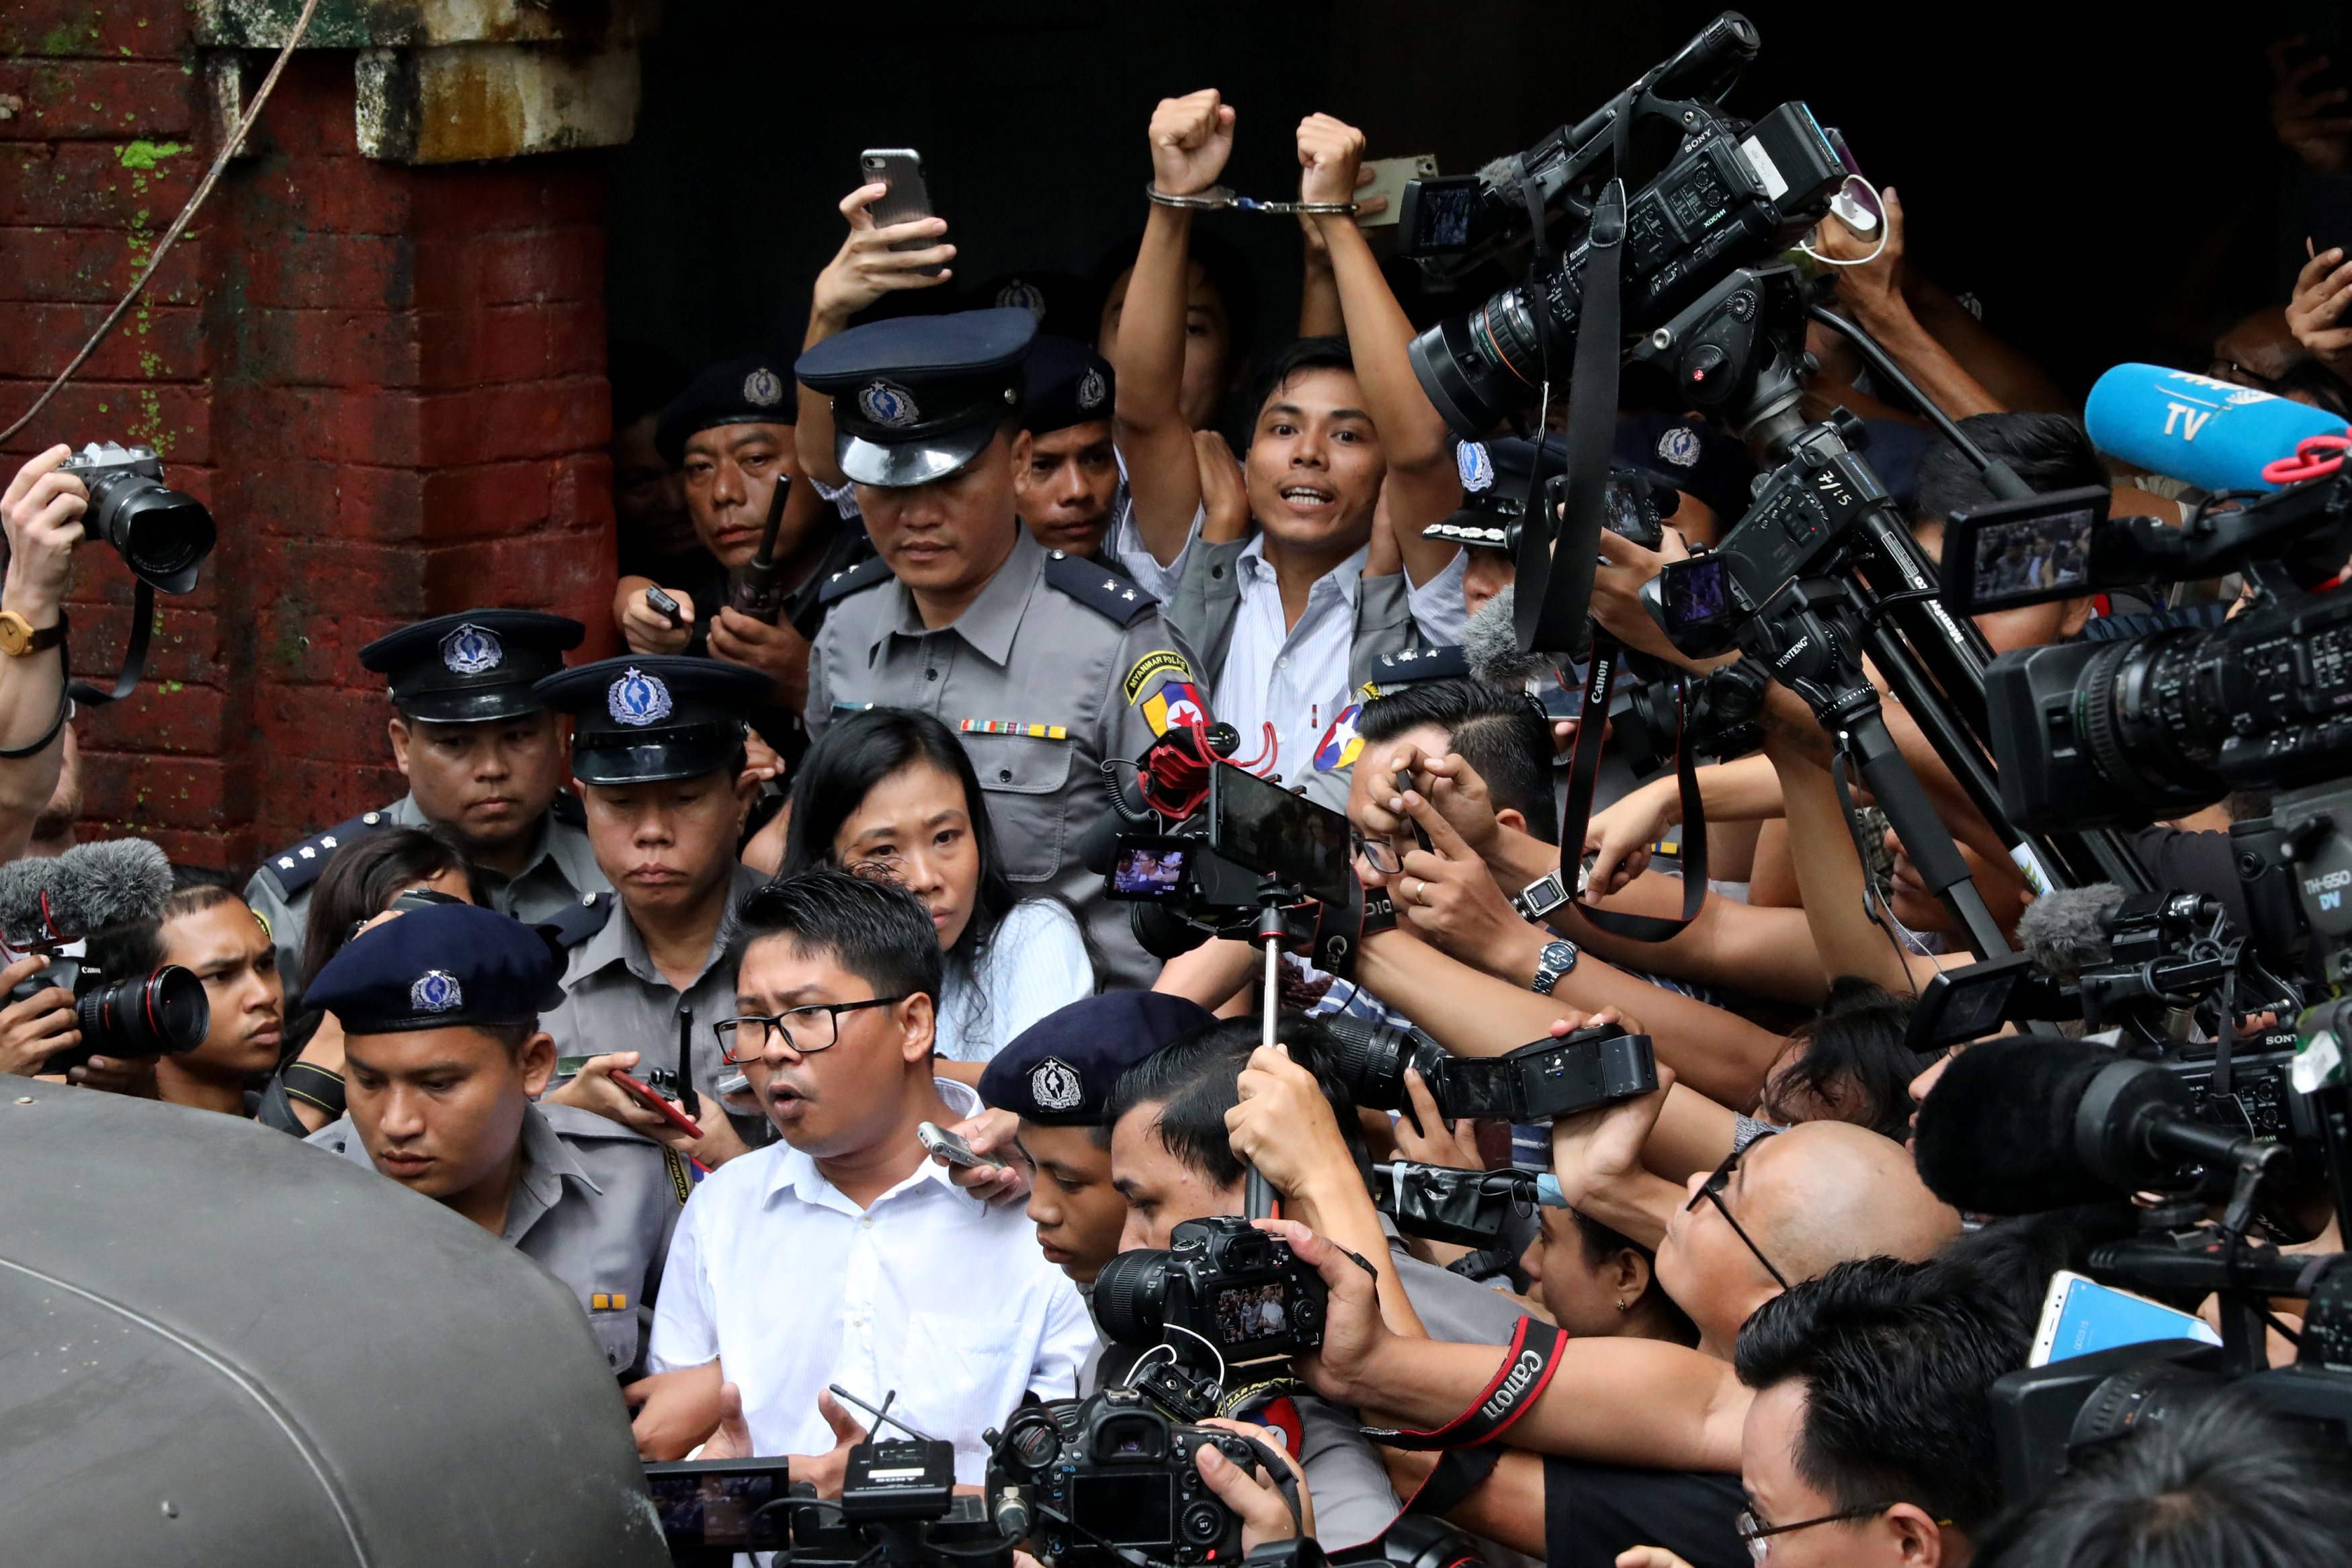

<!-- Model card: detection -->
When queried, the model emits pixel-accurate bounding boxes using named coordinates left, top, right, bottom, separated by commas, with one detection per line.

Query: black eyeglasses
left=1351, top=829, right=1404, bottom=876
left=1687, top=1133, right=1791, bottom=1290
left=714, top=996, right=907, bottom=1063
left=1734, top=1503, right=1949, bottom=1562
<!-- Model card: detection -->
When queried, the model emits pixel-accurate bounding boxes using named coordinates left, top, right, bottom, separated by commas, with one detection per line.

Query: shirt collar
left=391, top=791, right=572, bottom=891
left=876, top=527, right=1042, bottom=668
left=1234, top=533, right=1371, bottom=604
left=583, top=861, right=769, bottom=988
left=765, top=1078, right=989, bottom=1213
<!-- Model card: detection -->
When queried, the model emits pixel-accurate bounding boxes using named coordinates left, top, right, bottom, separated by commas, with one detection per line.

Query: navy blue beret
left=305, top=902, right=565, bottom=1036
left=1021, top=335, right=1115, bottom=437
left=979, top=991, right=1215, bottom=1125
left=655, top=353, right=796, bottom=467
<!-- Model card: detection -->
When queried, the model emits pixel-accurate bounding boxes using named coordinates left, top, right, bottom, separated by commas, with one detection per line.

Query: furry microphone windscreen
left=1910, top=1035, right=2119, bottom=1215
left=1464, top=588, right=1550, bottom=690
left=0, top=838, right=173, bottom=945
left=2015, top=882, right=2124, bottom=983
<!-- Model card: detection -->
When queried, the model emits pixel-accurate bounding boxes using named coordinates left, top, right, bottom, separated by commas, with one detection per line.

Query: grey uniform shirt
left=247, top=794, right=610, bottom=1002
left=806, top=527, right=1205, bottom=988
left=307, top=1100, right=688, bottom=1377
left=541, top=862, right=772, bottom=1133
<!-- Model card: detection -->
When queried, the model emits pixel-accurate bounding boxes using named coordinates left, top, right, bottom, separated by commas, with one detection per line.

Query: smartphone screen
left=1208, top=765, right=1353, bottom=906
left=2029, top=1270, right=2223, bottom=1367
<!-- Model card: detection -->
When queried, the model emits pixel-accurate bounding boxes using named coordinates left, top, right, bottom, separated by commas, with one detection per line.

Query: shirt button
left=925, top=668, right=939, bottom=682
left=1278, top=657, right=1289, bottom=668
left=999, top=769, right=1012, bottom=782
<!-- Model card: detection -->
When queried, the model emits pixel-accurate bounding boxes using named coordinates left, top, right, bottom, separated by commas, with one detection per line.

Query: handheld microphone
left=1464, top=588, right=1549, bottom=689
left=1913, top=1036, right=2285, bottom=1215
left=0, top=838, right=173, bottom=947
left=2084, top=363, right=2345, bottom=494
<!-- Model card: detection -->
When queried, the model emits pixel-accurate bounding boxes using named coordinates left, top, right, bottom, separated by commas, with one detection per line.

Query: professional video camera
left=0, top=838, right=209, bottom=1071
left=1915, top=1032, right=2352, bottom=1498
left=1318, top=1014, right=1658, bottom=1130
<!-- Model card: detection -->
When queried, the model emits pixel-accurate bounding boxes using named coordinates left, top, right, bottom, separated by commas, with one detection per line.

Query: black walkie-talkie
left=725, top=476, right=792, bottom=624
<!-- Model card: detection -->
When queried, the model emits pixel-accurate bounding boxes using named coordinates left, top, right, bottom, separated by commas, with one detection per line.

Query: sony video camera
left=990, top=1387, right=1286, bottom=1568
left=1091, top=1215, right=1328, bottom=1370
left=1319, top=1014, right=1658, bottom=1129
left=1395, top=12, right=1847, bottom=437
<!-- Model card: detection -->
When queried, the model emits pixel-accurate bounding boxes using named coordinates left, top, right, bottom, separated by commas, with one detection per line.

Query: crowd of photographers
left=15, top=21, right=2352, bottom=1568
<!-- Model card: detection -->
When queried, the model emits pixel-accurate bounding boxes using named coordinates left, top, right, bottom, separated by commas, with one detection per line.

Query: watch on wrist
left=1511, top=867, right=1572, bottom=922
left=1531, top=939, right=1580, bottom=996
left=0, top=609, right=65, bottom=658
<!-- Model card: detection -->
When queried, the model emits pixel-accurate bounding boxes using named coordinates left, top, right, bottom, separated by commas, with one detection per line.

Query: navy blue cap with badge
left=532, top=655, right=771, bottom=786
left=361, top=609, right=585, bottom=725
left=655, top=353, right=797, bottom=468
left=305, top=900, right=566, bottom=1036
left=1021, top=336, right=1116, bottom=437
left=795, top=306, right=1036, bottom=489
left=978, top=991, right=1215, bottom=1125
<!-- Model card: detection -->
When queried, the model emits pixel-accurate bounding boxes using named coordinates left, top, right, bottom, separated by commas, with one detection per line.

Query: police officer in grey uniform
left=245, top=609, right=612, bottom=1004
left=795, top=308, right=1205, bottom=989
left=301, top=900, right=687, bottom=1379
left=532, top=655, right=775, bottom=1160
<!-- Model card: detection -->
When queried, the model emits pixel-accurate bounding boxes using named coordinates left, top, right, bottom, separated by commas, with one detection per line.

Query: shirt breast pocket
left=587, top=1302, right=642, bottom=1375
left=961, top=734, right=1073, bottom=883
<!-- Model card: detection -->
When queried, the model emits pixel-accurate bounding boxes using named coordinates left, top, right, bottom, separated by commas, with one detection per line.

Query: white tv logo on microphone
left=2161, top=401, right=2214, bottom=441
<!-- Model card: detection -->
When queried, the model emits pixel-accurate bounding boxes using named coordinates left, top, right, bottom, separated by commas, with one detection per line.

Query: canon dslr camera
left=1093, top=1216, right=1327, bottom=1366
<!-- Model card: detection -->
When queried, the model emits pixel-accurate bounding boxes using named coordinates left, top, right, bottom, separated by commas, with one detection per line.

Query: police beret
left=359, top=609, right=586, bottom=725
left=655, top=353, right=798, bottom=468
left=1021, top=335, right=1116, bottom=437
left=965, top=271, right=1101, bottom=344
left=795, top=307, right=1036, bottom=489
left=978, top=991, right=1216, bottom=1126
left=1612, top=412, right=1755, bottom=528
left=532, top=654, right=770, bottom=786
left=306, top=901, right=564, bottom=1036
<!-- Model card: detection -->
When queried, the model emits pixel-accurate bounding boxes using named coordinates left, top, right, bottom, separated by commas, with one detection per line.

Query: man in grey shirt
left=795, top=306, right=1205, bottom=988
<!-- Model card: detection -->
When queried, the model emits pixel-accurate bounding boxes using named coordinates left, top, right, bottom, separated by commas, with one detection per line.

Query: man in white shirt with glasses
left=628, top=866, right=1093, bottom=1487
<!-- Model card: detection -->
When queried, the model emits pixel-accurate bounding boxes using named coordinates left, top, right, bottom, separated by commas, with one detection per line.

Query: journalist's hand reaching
left=739, top=731, right=784, bottom=794
left=1227, top=1044, right=1359, bottom=1203
left=1295, top=113, right=1366, bottom=210
left=812, top=183, right=956, bottom=329
left=1195, top=1418, right=1313, bottom=1549
left=708, top=607, right=812, bottom=711
left=0, top=953, right=77, bottom=1076
left=698, top=1379, right=757, bottom=1461
left=784, top=1391, right=872, bottom=1497
left=1616, top=1549, right=1699, bottom=1568
left=1548, top=1063, right=1679, bottom=1252
left=65, top=1051, right=159, bottom=1096
left=1264, top=1218, right=1393, bottom=1409
left=1585, top=775, right=1679, bottom=897
left=619, top=584, right=694, bottom=656
left=1392, top=790, right=1547, bottom=979
left=1818, top=190, right=1904, bottom=320
left=1591, top=526, right=1699, bottom=669
left=1391, top=1068, right=1482, bottom=1170
left=2271, top=34, right=2352, bottom=173
left=1150, top=89, right=1236, bottom=198
left=546, top=1050, right=689, bottom=1140
left=0, top=445, right=87, bottom=624
left=2289, top=244, right=2352, bottom=378
left=935, top=1106, right=1032, bottom=1207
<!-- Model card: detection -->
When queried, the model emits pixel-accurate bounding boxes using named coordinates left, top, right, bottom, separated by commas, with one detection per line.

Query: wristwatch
left=0, top=609, right=65, bottom=658
left=1511, top=867, right=1572, bottom=922
left=1531, top=939, right=1580, bottom=996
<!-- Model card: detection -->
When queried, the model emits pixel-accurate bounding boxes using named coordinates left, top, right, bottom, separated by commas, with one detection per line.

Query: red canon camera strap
left=1361, top=1314, right=1566, bottom=1451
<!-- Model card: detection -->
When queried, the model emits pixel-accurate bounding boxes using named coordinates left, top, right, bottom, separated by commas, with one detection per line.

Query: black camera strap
left=1362, top=1313, right=1564, bottom=1450
left=0, top=580, right=146, bottom=759
left=1550, top=634, right=1708, bottom=942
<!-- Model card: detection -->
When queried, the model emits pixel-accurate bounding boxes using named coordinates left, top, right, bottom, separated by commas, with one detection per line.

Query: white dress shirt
left=934, top=899, right=1095, bottom=1063
left=647, top=1078, right=1095, bottom=1481
left=1212, top=535, right=1468, bottom=791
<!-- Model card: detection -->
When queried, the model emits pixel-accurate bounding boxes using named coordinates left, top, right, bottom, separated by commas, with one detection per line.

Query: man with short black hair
left=631, top=868, right=1092, bottom=1487
left=306, top=901, right=687, bottom=1379
left=1015, top=336, right=1126, bottom=563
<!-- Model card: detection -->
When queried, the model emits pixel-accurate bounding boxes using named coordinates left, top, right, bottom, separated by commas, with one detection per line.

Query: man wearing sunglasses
left=629, top=867, right=1093, bottom=1489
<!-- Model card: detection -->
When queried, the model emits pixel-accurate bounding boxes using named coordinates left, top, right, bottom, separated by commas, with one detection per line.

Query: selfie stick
left=1245, top=877, right=1287, bottom=1222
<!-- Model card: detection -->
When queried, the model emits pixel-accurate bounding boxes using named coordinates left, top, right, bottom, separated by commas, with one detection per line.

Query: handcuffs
left=1146, top=183, right=1358, bottom=216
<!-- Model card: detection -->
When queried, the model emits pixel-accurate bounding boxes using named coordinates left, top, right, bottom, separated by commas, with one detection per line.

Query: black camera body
left=56, top=441, right=215, bottom=594
left=1371, top=1162, right=1546, bottom=1248
left=1093, top=1215, right=1328, bottom=1367
left=10, top=953, right=208, bottom=1074
left=993, top=1388, right=1266, bottom=1568
left=1321, top=1016, right=1658, bottom=1126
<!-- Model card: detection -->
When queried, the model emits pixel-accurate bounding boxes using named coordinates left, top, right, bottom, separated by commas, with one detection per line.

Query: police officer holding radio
left=533, top=654, right=775, bottom=1166
left=795, top=307, right=1206, bottom=988
left=245, top=610, right=612, bottom=1004
left=302, top=900, right=687, bottom=1379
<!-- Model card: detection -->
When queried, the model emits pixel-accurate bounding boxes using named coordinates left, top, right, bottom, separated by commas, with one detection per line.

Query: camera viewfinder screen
left=1966, top=508, right=2095, bottom=610
left=1663, top=557, right=1732, bottom=631
left=1212, top=1280, right=1294, bottom=1348
left=646, top=1470, right=785, bottom=1549
left=1414, top=180, right=1477, bottom=251
left=1072, top=1473, right=1175, bottom=1546
left=1210, top=766, right=1354, bottom=905
left=1109, top=840, right=1188, bottom=900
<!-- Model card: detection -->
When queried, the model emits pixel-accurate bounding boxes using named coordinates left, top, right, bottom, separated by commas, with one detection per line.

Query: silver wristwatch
left=1511, top=867, right=1572, bottom=922
left=1531, top=939, right=1580, bottom=996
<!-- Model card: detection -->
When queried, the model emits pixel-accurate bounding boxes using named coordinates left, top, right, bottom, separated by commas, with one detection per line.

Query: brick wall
left=0, top=5, right=617, bottom=874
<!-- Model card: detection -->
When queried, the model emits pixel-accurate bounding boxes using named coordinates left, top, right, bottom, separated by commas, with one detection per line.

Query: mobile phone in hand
left=612, top=1068, right=705, bottom=1141
left=644, top=585, right=685, bottom=628
left=861, top=148, right=946, bottom=276
left=917, top=1119, right=1007, bottom=1170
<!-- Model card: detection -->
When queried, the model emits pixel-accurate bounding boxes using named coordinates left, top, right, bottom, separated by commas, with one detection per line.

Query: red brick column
left=1, top=8, right=616, bottom=871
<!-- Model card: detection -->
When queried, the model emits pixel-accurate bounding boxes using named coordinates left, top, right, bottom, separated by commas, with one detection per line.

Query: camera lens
left=103, top=482, right=216, bottom=591
left=2065, top=632, right=2230, bottom=820
left=1091, top=1248, right=1172, bottom=1348
left=2068, top=1359, right=2227, bottom=1451
left=79, top=965, right=209, bottom=1058
left=1407, top=288, right=1547, bottom=439
left=1318, top=1015, right=1412, bottom=1110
